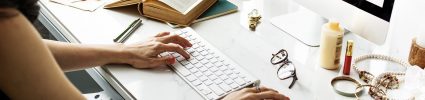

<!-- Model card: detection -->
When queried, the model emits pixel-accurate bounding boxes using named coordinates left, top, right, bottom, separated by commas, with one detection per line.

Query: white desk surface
left=39, top=0, right=425, bottom=99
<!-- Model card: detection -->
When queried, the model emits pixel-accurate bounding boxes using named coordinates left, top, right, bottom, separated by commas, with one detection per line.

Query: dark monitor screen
left=343, top=0, right=394, bottom=22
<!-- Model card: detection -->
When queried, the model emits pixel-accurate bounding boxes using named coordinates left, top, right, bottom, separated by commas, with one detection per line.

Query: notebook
left=104, top=0, right=217, bottom=26
left=194, top=0, right=238, bottom=23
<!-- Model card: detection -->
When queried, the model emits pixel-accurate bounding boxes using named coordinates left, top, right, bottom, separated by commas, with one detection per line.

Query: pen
left=113, top=18, right=143, bottom=43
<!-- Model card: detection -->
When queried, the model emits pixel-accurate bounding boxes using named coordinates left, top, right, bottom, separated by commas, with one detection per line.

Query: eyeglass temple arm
left=289, top=77, right=297, bottom=89
left=289, top=71, right=297, bottom=89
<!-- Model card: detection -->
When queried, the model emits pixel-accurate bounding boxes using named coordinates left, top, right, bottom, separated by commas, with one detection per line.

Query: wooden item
left=409, top=38, right=425, bottom=69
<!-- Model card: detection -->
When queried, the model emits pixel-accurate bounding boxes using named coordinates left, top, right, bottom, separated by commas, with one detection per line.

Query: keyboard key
left=186, top=75, right=197, bottom=82
left=192, top=79, right=202, bottom=86
left=229, top=66, right=236, bottom=70
left=243, top=78, right=252, bottom=83
left=218, top=66, right=228, bottom=71
left=205, top=63, right=214, bottom=68
left=224, top=79, right=234, bottom=85
left=184, top=64, right=195, bottom=69
left=204, top=79, right=213, bottom=86
left=180, top=60, right=190, bottom=66
left=199, top=66, right=208, bottom=72
left=205, top=54, right=214, bottom=60
left=208, top=66, right=219, bottom=72
left=197, top=84, right=212, bottom=95
left=186, top=34, right=193, bottom=39
left=160, top=52, right=170, bottom=57
left=189, top=67, right=199, bottom=73
left=192, top=52, right=200, bottom=57
left=195, top=63, right=203, bottom=68
left=200, top=50, right=209, bottom=56
left=218, top=83, right=232, bottom=92
left=218, top=74, right=228, bottom=80
left=211, top=58, right=219, bottom=64
left=196, top=47, right=205, bottom=52
left=199, top=75, right=208, bottom=81
left=229, top=83, right=239, bottom=89
left=204, top=70, right=213, bottom=76
left=171, top=53, right=180, bottom=57
left=193, top=39, right=201, bottom=44
left=206, top=93, right=218, bottom=100
left=176, top=56, right=185, bottom=61
left=213, top=79, right=223, bottom=84
left=189, top=59, right=199, bottom=64
left=215, top=62, right=224, bottom=67
left=218, top=58, right=225, bottom=62
left=196, top=55, right=205, bottom=61
left=194, top=71, right=203, bottom=77
left=214, top=55, right=220, bottom=59
left=238, top=73, right=247, bottom=78
left=187, top=48, right=196, bottom=53
left=175, top=66, right=191, bottom=76
left=229, top=73, right=238, bottom=79
left=209, top=84, right=225, bottom=96
left=208, top=75, right=219, bottom=80
left=224, top=69, right=233, bottom=75
left=192, top=43, right=200, bottom=49
left=200, top=59, right=209, bottom=64
left=234, top=78, right=246, bottom=86
left=177, top=31, right=185, bottom=35
left=216, top=70, right=225, bottom=76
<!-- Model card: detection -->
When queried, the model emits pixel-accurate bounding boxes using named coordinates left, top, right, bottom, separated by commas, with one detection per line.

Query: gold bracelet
left=330, top=76, right=363, bottom=97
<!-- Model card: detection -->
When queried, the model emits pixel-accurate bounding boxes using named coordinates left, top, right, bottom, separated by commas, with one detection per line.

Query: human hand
left=222, top=86, right=290, bottom=100
left=121, top=32, right=192, bottom=68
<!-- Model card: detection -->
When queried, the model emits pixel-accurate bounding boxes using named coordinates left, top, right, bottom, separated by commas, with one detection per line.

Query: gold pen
left=113, top=18, right=142, bottom=43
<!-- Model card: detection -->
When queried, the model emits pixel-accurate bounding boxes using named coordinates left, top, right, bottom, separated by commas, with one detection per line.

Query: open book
left=105, top=0, right=217, bottom=26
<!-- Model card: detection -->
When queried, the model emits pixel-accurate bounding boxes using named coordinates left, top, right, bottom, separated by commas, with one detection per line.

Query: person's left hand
left=120, top=32, right=192, bottom=68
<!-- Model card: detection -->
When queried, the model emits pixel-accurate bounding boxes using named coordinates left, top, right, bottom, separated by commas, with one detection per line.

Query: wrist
left=101, top=43, right=133, bottom=65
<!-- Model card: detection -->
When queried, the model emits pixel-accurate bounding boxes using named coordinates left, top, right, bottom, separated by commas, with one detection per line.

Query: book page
left=159, top=0, right=202, bottom=14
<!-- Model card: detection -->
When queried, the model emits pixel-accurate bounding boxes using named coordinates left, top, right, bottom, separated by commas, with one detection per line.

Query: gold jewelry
left=248, top=9, right=261, bottom=31
left=330, top=76, right=388, bottom=100
left=330, top=76, right=363, bottom=97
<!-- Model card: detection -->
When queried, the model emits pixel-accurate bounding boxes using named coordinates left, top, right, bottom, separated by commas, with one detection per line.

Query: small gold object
left=359, top=71, right=374, bottom=83
left=248, top=9, right=261, bottom=31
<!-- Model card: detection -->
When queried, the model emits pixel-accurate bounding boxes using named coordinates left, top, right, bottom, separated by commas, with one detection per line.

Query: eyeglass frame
left=270, top=49, right=298, bottom=89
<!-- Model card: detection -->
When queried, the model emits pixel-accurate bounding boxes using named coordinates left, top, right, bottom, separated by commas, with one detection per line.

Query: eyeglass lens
left=277, top=63, right=295, bottom=79
left=271, top=50, right=288, bottom=64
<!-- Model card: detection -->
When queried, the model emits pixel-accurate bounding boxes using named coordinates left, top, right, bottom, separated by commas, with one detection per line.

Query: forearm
left=44, top=40, right=130, bottom=71
left=0, top=9, right=84, bottom=99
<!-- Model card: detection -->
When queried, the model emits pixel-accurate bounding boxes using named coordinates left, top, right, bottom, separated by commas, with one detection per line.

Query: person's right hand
left=119, top=32, right=192, bottom=68
left=222, top=86, right=290, bottom=100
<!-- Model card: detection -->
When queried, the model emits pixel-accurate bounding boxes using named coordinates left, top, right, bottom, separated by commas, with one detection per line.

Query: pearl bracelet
left=352, top=54, right=412, bottom=99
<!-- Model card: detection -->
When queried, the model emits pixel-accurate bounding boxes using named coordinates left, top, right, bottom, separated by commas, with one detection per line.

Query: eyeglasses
left=270, top=49, right=298, bottom=89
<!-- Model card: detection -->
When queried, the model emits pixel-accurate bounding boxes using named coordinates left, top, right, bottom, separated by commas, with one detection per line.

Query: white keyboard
left=160, top=28, right=258, bottom=100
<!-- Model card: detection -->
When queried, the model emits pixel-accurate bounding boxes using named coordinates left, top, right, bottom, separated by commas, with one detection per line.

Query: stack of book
left=105, top=0, right=237, bottom=26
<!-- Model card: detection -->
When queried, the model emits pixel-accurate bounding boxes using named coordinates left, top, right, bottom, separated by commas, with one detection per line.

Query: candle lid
left=329, top=21, right=342, bottom=32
